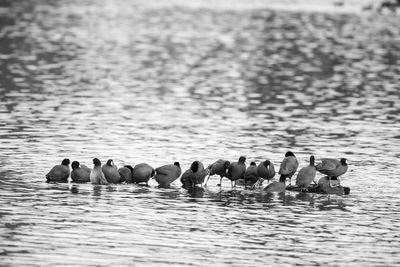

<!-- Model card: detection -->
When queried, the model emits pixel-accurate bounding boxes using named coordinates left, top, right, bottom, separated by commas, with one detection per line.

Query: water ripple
left=1, top=0, right=400, bottom=266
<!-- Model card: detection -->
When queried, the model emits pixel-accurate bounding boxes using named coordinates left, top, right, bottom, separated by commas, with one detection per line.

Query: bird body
left=295, top=155, right=316, bottom=190
left=316, top=158, right=348, bottom=178
left=102, top=159, right=121, bottom=183
left=226, top=156, right=246, bottom=188
left=132, top=163, right=155, bottom=185
left=204, top=159, right=230, bottom=186
left=279, top=151, right=299, bottom=185
left=118, top=165, right=134, bottom=183
left=180, top=169, right=193, bottom=189
left=244, top=162, right=259, bottom=186
left=257, top=160, right=275, bottom=183
left=90, top=158, right=109, bottom=185
left=154, top=162, right=181, bottom=187
left=181, top=161, right=207, bottom=188
left=71, top=161, right=91, bottom=183
left=46, top=158, right=70, bottom=182
left=316, top=158, right=348, bottom=187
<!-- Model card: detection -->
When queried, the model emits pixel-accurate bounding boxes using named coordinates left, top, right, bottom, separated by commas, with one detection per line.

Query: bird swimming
left=154, top=162, right=181, bottom=187
left=204, top=159, right=230, bottom=186
left=295, top=155, right=316, bottom=191
left=46, top=158, right=70, bottom=182
left=71, top=161, right=91, bottom=183
left=278, top=151, right=299, bottom=186
left=90, top=158, right=109, bottom=185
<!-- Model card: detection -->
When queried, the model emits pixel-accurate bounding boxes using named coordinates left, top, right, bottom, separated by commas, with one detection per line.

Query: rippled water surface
left=1, top=0, right=400, bottom=266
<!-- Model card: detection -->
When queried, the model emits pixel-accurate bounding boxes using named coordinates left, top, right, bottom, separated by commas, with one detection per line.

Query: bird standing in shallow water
left=226, top=156, right=246, bottom=189
left=244, top=162, right=259, bottom=188
left=71, top=161, right=91, bottom=183
left=181, top=161, right=207, bottom=189
left=102, top=159, right=121, bottom=183
left=46, top=158, right=70, bottom=182
left=154, top=162, right=181, bottom=187
left=316, top=158, right=348, bottom=187
left=295, top=155, right=317, bottom=191
left=90, top=158, right=108, bottom=185
left=118, top=165, right=134, bottom=183
left=204, top=159, right=230, bottom=186
left=132, top=163, right=155, bottom=185
left=256, top=159, right=275, bottom=185
left=279, top=151, right=299, bottom=186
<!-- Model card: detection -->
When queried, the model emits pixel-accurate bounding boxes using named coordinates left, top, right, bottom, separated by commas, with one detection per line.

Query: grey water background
left=1, top=0, right=400, bottom=266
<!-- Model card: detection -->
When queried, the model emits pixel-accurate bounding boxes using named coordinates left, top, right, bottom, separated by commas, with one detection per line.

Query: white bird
left=295, top=155, right=317, bottom=191
left=90, top=158, right=109, bottom=185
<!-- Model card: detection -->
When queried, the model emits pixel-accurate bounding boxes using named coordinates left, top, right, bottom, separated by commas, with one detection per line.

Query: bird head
left=93, top=158, right=101, bottom=166
left=285, top=151, right=295, bottom=157
left=71, top=161, right=80, bottom=170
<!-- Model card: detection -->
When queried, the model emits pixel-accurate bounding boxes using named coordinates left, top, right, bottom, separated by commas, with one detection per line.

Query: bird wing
left=279, top=157, right=298, bottom=175
left=155, top=165, right=173, bottom=175
left=99, top=171, right=109, bottom=185
left=46, top=166, right=57, bottom=179
left=317, top=159, right=338, bottom=171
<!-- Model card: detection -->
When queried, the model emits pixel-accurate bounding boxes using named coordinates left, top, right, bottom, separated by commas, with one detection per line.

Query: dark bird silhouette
left=46, top=158, right=70, bottom=182
left=204, top=159, right=230, bottom=186
left=226, top=156, right=246, bottom=188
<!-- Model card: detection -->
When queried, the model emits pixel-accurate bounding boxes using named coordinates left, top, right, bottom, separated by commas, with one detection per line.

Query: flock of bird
left=45, top=151, right=348, bottom=193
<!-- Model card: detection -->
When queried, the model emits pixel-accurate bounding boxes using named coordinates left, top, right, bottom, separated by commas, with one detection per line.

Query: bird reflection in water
left=69, top=184, right=79, bottom=194
left=259, top=191, right=297, bottom=207
left=295, top=192, right=315, bottom=207
left=187, top=186, right=205, bottom=198
left=92, top=185, right=102, bottom=197
left=315, top=196, right=348, bottom=211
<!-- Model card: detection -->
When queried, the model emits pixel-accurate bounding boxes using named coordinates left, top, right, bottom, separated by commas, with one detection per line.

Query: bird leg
left=204, top=175, right=211, bottom=186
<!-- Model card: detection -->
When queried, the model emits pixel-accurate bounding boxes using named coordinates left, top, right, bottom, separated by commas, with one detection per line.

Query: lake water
left=1, top=0, right=400, bottom=266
